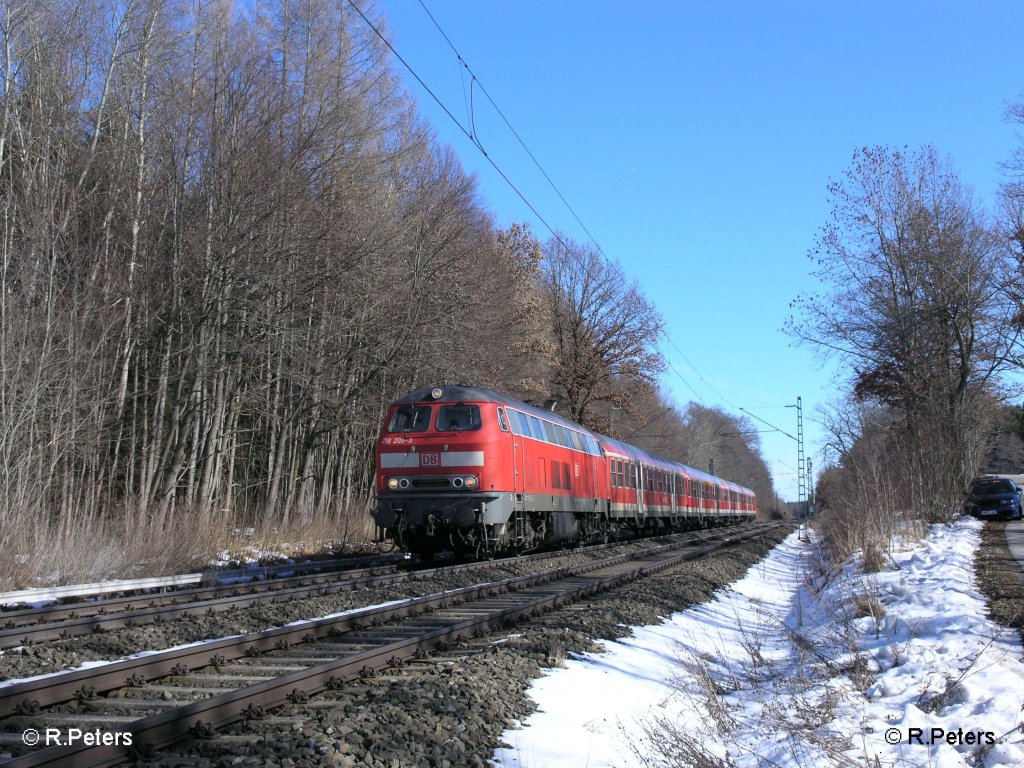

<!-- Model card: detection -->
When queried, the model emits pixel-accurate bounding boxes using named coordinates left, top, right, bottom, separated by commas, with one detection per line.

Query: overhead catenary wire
left=415, top=0, right=608, bottom=260
left=348, top=0, right=774, bottom=456
left=344, top=0, right=564, bottom=243
left=412, top=1, right=742, bottom=421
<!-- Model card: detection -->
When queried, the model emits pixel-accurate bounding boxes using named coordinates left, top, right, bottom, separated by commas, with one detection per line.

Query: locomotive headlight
left=387, top=477, right=399, bottom=490
left=464, top=475, right=478, bottom=489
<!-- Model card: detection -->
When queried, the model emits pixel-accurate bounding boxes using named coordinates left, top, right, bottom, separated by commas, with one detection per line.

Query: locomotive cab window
left=388, top=405, right=432, bottom=433
left=436, top=404, right=481, bottom=432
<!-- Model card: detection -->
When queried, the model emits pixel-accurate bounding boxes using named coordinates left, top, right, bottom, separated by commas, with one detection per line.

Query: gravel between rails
left=114, top=525, right=794, bottom=768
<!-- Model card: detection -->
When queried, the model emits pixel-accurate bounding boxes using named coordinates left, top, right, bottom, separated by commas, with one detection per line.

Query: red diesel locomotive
left=372, top=385, right=756, bottom=557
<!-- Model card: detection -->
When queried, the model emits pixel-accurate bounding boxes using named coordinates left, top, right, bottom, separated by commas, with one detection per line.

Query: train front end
left=372, top=386, right=513, bottom=557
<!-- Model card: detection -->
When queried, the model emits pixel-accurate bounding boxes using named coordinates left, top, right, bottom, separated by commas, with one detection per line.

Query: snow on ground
left=492, top=519, right=1024, bottom=768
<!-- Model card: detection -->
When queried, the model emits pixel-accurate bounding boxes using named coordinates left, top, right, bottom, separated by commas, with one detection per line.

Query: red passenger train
left=372, top=385, right=756, bottom=558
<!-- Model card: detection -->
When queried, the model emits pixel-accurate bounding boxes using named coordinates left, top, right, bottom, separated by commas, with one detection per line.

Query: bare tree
left=542, top=236, right=665, bottom=426
left=999, top=96, right=1024, bottom=350
left=789, top=145, right=1020, bottom=520
left=0, top=0, right=550, bottom=586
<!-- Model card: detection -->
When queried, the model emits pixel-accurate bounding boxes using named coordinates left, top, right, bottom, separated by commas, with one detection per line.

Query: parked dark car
left=963, top=476, right=1024, bottom=520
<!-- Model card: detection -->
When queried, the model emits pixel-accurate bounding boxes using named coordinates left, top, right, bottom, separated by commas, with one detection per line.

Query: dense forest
left=0, top=0, right=775, bottom=587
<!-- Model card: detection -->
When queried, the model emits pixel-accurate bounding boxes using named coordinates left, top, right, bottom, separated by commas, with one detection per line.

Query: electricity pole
left=796, top=396, right=806, bottom=519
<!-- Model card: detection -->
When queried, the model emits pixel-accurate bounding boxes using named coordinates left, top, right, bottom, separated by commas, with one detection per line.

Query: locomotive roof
left=394, top=385, right=587, bottom=431
left=393, top=385, right=754, bottom=496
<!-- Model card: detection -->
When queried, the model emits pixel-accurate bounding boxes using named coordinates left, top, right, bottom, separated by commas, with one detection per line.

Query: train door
left=670, top=473, right=677, bottom=523
left=505, top=409, right=525, bottom=494
left=635, top=463, right=646, bottom=524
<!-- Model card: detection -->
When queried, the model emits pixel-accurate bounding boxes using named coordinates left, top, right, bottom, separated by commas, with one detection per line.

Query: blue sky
left=375, top=0, right=1024, bottom=500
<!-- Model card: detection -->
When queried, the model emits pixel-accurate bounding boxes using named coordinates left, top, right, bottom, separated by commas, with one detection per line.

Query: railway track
left=0, top=522, right=783, bottom=767
left=0, top=560, right=408, bottom=650
left=0, top=526, right=746, bottom=650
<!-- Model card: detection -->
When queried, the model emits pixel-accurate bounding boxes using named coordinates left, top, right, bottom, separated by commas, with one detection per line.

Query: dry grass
left=0, top=505, right=375, bottom=591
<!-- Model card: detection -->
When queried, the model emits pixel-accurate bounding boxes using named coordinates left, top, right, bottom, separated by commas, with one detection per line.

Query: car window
left=971, top=479, right=1015, bottom=494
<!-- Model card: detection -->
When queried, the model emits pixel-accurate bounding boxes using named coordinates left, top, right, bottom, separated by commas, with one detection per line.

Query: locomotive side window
left=542, top=421, right=558, bottom=444
left=553, top=424, right=572, bottom=448
left=528, top=415, right=545, bottom=441
left=387, top=405, right=432, bottom=433
left=569, top=430, right=585, bottom=452
left=497, top=408, right=510, bottom=432
left=436, top=404, right=481, bottom=432
left=516, top=411, right=532, bottom=436
left=507, top=412, right=523, bottom=435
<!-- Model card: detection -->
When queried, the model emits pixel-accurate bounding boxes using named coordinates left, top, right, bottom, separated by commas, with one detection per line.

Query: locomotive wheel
left=375, top=538, right=398, bottom=554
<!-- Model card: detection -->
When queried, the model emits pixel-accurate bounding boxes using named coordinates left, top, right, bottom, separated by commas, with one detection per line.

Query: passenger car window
left=436, top=404, right=481, bottom=432
left=387, top=405, right=431, bottom=433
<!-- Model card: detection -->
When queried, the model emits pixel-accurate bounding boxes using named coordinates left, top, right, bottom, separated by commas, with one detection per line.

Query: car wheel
left=1016, top=505, right=1023, bottom=521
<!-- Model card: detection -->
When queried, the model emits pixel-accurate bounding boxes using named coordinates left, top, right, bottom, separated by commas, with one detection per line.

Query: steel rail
left=0, top=554, right=404, bottom=608
left=0, top=526, right=733, bottom=648
left=0, top=523, right=783, bottom=767
left=0, top=559, right=406, bottom=637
